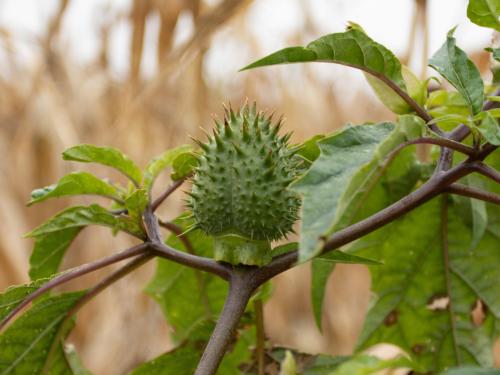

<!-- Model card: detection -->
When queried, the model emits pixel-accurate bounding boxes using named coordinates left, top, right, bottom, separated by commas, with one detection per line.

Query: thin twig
left=445, top=184, right=500, bottom=205
left=151, top=176, right=188, bottom=212
left=0, top=243, right=149, bottom=331
left=143, top=206, right=230, bottom=280
left=470, top=163, right=500, bottom=184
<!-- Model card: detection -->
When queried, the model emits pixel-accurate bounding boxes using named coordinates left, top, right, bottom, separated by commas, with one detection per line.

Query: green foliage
left=0, top=291, right=84, bottom=374
left=354, top=198, right=500, bottom=372
left=170, top=151, right=199, bottom=181
left=26, top=204, right=145, bottom=239
left=486, top=47, right=500, bottom=62
left=476, top=112, right=500, bottom=145
left=29, top=227, right=82, bottom=280
left=329, top=354, right=416, bottom=375
left=143, top=144, right=192, bottom=190
left=28, top=172, right=122, bottom=206
left=0, top=279, right=47, bottom=320
left=129, top=345, right=199, bottom=375
left=63, top=144, right=142, bottom=186
left=467, top=0, right=500, bottom=31
left=442, top=367, right=500, bottom=375
left=429, top=28, right=484, bottom=115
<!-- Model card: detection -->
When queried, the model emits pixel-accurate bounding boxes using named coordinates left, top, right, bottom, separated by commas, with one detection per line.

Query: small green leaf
left=171, top=151, right=198, bottom=181
left=467, top=0, right=500, bottom=31
left=143, top=145, right=192, bottom=189
left=477, top=111, right=500, bottom=145
left=128, top=345, right=198, bottom=375
left=429, top=28, right=484, bottom=115
left=0, top=279, right=47, bottom=321
left=29, top=227, right=83, bottom=280
left=316, top=251, right=382, bottom=265
left=0, top=291, right=85, bottom=374
left=28, top=172, right=121, bottom=206
left=26, top=204, right=145, bottom=239
left=242, top=28, right=407, bottom=94
left=293, top=135, right=325, bottom=163
left=366, top=65, right=426, bottom=114
left=62, top=144, right=142, bottom=186
left=272, top=242, right=298, bottom=257
left=124, top=189, right=148, bottom=223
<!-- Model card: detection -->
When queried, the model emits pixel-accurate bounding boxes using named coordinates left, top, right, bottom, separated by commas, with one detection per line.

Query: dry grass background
left=0, top=0, right=492, bottom=373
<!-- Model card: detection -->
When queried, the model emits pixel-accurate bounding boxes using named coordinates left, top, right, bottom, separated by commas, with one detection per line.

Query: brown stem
left=194, top=270, right=257, bottom=375
left=0, top=243, right=149, bottom=331
left=143, top=206, right=230, bottom=280
left=445, top=184, right=500, bottom=205
left=470, top=163, right=500, bottom=184
left=151, top=177, right=187, bottom=211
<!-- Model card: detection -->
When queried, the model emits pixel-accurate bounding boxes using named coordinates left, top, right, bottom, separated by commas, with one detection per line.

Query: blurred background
left=0, top=0, right=496, bottom=373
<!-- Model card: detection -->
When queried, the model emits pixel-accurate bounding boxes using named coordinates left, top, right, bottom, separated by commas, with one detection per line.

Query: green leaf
left=0, top=279, right=47, bottom=321
left=128, top=345, right=199, bottom=375
left=429, top=29, right=484, bottom=115
left=26, top=204, right=145, bottom=240
left=28, top=172, right=122, bottom=206
left=29, top=227, right=83, bottom=280
left=366, top=65, right=426, bottom=114
left=143, top=145, right=192, bottom=189
left=477, top=112, right=500, bottom=145
left=354, top=198, right=500, bottom=372
left=293, top=118, right=422, bottom=263
left=330, top=354, right=416, bottom=375
left=442, top=367, right=500, bottom=375
left=467, top=0, right=500, bottom=31
left=171, top=151, right=198, bottom=181
left=124, top=189, right=148, bottom=223
left=280, top=351, right=297, bottom=375
left=62, top=144, right=142, bottom=186
left=242, top=28, right=408, bottom=94
left=0, top=291, right=84, bottom=374
left=145, top=214, right=226, bottom=342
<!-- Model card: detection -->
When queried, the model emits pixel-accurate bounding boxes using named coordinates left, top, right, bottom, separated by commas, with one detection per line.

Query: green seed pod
left=187, top=104, right=301, bottom=266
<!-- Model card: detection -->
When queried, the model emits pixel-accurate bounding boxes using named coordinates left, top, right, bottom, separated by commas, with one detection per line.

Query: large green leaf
left=129, top=345, right=199, bottom=375
left=28, top=172, right=121, bottom=206
left=26, top=204, right=145, bottom=239
left=62, top=145, right=142, bottom=186
left=293, top=118, right=422, bottom=263
left=429, top=29, right=484, bottom=115
left=0, top=291, right=84, bottom=374
left=330, top=354, right=416, bottom=375
left=354, top=198, right=500, bottom=372
left=143, top=145, right=192, bottom=190
left=144, top=215, right=226, bottom=342
left=467, top=0, right=500, bottom=31
left=466, top=175, right=488, bottom=251
left=242, top=28, right=408, bottom=94
left=29, top=227, right=83, bottom=280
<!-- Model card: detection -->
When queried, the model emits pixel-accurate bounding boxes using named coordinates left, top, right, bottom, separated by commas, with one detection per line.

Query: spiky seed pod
left=187, top=104, right=301, bottom=266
